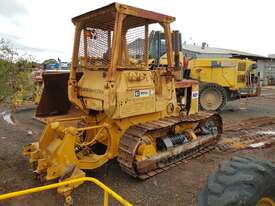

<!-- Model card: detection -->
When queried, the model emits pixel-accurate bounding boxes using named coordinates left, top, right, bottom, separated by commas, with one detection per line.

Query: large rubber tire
left=199, top=83, right=227, bottom=111
left=198, top=156, right=275, bottom=206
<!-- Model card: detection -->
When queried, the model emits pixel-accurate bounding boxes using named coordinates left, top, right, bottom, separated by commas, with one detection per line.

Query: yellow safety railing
left=0, top=177, right=133, bottom=206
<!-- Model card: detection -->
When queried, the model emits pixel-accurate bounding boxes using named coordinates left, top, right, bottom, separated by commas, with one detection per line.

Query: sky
left=0, top=0, right=274, bottom=62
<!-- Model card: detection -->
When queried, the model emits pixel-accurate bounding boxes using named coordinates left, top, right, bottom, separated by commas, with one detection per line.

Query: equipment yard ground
left=1, top=86, right=275, bottom=206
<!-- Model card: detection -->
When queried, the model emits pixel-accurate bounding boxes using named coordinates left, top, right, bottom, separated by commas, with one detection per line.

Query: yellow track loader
left=23, top=3, right=222, bottom=195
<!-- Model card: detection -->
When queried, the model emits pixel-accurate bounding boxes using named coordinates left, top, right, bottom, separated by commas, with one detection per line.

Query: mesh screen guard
left=79, top=28, right=113, bottom=68
left=78, top=17, right=165, bottom=69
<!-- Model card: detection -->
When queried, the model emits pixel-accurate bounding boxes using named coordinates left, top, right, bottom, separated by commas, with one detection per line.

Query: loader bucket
left=36, top=72, right=82, bottom=117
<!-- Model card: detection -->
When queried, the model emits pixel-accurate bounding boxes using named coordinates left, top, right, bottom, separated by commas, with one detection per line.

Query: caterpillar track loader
left=23, top=2, right=222, bottom=194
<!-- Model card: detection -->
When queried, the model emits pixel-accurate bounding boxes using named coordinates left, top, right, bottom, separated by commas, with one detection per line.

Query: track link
left=118, top=112, right=222, bottom=179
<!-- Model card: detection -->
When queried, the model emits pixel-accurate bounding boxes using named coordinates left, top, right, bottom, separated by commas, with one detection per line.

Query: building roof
left=182, top=44, right=272, bottom=60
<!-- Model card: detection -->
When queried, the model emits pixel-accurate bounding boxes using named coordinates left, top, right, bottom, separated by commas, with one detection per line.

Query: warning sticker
left=134, top=89, right=154, bottom=97
left=192, top=91, right=199, bottom=99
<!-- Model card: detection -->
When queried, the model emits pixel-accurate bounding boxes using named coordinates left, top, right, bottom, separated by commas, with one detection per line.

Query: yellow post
left=104, top=191, right=109, bottom=206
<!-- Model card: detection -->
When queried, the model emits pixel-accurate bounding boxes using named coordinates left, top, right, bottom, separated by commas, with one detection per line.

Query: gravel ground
left=0, top=86, right=275, bottom=206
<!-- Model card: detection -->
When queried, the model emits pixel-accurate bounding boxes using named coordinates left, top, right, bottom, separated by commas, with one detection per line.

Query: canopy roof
left=72, top=2, right=175, bottom=30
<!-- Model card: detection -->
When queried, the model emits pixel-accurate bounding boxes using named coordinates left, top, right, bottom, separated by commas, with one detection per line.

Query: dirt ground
left=0, top=86, right=275, bottom=206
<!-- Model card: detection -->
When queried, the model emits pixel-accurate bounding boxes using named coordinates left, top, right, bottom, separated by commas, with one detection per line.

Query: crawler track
left=217, top=116, right=275, bottom=152
left=224, top=116, right=275, bottom=132
left=118, top=112, right=222, bottom=179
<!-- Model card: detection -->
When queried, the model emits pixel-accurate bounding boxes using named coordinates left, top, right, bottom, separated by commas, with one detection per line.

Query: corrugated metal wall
left=257, top=60, right=275, bottom=85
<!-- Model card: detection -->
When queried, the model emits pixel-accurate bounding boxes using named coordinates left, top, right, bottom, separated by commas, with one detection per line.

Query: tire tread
left=198, top=156, right=275, bottom=206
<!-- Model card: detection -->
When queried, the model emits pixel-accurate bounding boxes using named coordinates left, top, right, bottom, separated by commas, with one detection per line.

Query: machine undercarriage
left=118, top=112, right=222, bottom=179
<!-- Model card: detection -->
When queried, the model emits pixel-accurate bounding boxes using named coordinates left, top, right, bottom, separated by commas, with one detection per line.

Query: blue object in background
left=211, top=61, right=221, bottom=68
left=44, top=62, right=71, bottom=70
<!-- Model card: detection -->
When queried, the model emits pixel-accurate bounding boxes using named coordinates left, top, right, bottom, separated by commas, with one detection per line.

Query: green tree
left=0, top=38, right=36, bottom=106
left=43, top=58, right=57, bottom=65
